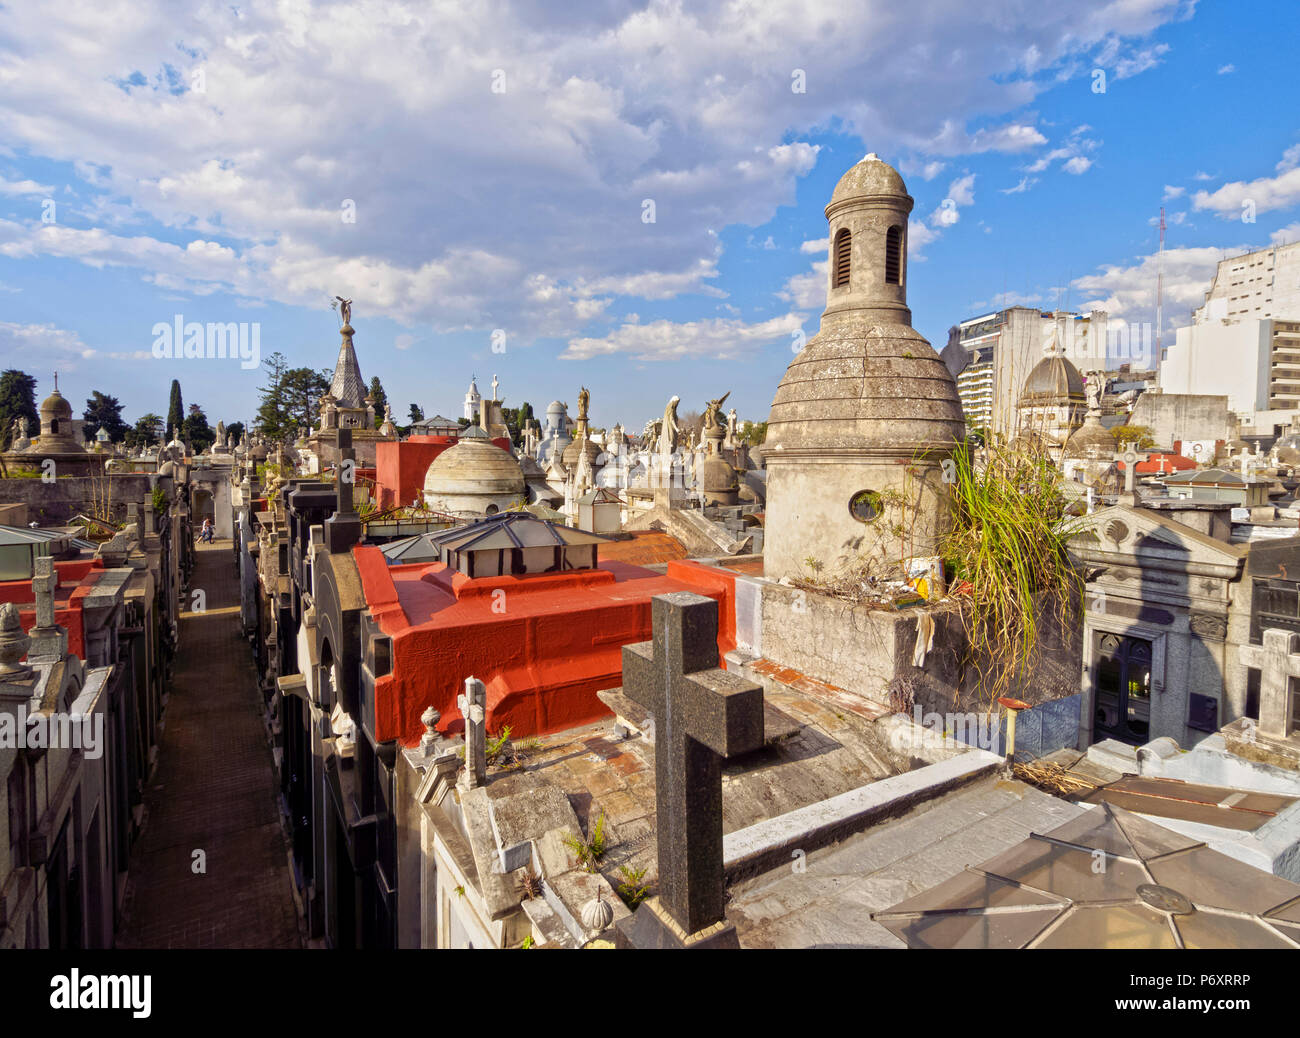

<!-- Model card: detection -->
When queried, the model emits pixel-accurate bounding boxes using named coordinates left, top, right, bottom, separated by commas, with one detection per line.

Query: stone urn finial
left=581, top=887, right=614, bottom=933
left=0, top=602, right=33, bottom=680
left=419, top=705, right=442, bottom=755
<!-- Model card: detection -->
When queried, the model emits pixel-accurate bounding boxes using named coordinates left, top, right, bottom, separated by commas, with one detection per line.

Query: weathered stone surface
left=621, top=591, right=763, bottom=936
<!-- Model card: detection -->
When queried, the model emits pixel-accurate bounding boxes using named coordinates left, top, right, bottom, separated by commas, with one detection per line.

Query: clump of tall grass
left=940, top=437, right=1087, bottom=707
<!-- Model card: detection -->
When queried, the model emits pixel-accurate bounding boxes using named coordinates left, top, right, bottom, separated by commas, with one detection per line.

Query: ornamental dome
left=423, top=438, right=524, bottom=511
left=562, top=435, right=601, bottom=473
left=829, top=152, right=908, bottom=205
left=1020, top=354, right=1085, bottom=406
left=40, top=388, right=73, bottom=421
left=1063, top=415, right=1116, bottom=461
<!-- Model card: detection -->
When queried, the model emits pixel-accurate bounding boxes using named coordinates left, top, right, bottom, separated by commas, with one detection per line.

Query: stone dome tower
left=764, top=154, right=965, bottom=580
left=25, top=384, right=85, bottom=454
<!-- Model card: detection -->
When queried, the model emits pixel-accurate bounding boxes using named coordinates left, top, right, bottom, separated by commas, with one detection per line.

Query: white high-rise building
left=1160, top=243, right=1300, bottom=431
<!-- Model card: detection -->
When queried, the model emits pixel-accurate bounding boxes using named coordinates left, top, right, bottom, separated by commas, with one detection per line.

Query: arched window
left=885, top=225, right=902, bottom=285
left=50, top=419, right=59, bottom=434
left=832, top=228, right=851, bottom=288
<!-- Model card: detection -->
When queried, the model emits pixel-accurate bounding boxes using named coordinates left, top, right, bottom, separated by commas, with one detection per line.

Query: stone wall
left=0, top=474, right=153, bottom=526
left=1130, top=392, right=1233, bottom=447
left=754, top=580, right=1082, bottom=728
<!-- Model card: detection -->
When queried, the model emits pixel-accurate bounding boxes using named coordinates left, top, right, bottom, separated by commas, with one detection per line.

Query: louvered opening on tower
left=832, top=228, right=851, bottom=288
left=885, top=225, right=902, bottom=285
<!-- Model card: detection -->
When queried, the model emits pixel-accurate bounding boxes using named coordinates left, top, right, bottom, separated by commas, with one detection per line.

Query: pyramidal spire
left=330, top=316, right=366, bottom=408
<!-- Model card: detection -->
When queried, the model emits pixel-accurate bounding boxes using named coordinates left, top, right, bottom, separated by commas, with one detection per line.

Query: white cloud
left=1218, top=63, right=1235, bottom=75
left=1113, top=44, right=1169, bottom=79
left=0, top=177, right=53, bottom=197
left=1192, top=150, right=1300, bottom=218
left=908, top=219, right=940, bottom=260
left=1063, top=156, right=1093, bottom=175
left=0, top=0, right=1192, bottom=341
left=1072, top=244, right=1250, bottom=335
left=0, top=320, right=95, bottom=366
left=1194, top=171, right=1215, bottom=181
left=947, top=173, right=976, bottom=207
left=1001, top=176, right=1036, bottom=194
left=562, top=313, right=804, bottom=362
left=1162, top=185, right=1185, bottom=200
left=913, top=121, right=1047, bottom=156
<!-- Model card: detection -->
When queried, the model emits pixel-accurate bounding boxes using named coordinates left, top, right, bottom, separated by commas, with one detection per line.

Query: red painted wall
left=374, top=437, right=455, bottom=510
left=0, top=559, right=99, bottom=660
left=353, top=547, right=739, bottom=747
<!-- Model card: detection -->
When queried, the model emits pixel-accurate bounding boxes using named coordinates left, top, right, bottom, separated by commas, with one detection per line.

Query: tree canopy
left=369, top=376, right=388, bottom=427
left=82, top=390, right=128, bottom=444
left=183, top=403, right=215, bottom=454
left=257, top=352, right=330, bottom=442
left=0, top=369, right=38, bottom=450
left=167, top=379, right=184, bottom=440
left=125, top=413, right=165, bottom=451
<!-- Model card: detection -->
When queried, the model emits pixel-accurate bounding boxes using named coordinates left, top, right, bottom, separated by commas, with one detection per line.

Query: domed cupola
left=763, top=154, right=964, bottom=580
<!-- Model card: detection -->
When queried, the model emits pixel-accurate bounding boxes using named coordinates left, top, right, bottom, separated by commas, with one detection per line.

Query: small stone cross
left=1238, top=628, right=1300, bottom=739
left=31, top=556, right=57, bottom=630
left=621, top=592, right=764, bottom=935
left=1113, top=445, right=1149, bottom=500
left=458, top=676, right=487, bottom=788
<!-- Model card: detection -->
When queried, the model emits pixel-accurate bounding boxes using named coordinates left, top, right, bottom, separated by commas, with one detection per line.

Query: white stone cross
left=457, top=676, right=487, bottom=788
left=1238, top=628, right=1300, bottom=738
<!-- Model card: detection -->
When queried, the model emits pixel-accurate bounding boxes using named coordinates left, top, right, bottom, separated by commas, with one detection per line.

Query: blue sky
left=1, top=0, right=1298, bottom=436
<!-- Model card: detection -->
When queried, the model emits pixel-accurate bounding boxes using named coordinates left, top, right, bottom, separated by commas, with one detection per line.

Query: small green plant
left=454, top=885, right=465, bottom=898
left=616, top=864, right=650, bottom=908
left=485, top=725, right=513, bottom=766
left=563, top=812, right=607, bottom=873
left=520, top=935, right=535, bottom=949
left=151, top=485, right=167, bottom=515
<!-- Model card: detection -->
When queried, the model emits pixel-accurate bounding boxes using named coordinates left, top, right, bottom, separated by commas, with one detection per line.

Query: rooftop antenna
left=1156, top=207, right=1166, bottom=362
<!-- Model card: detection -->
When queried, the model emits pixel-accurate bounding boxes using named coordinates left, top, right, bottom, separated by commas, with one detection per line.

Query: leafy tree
left=1109, top=425, right=1156, bottom=450
left=183, top=403, right=215, bottom=454
left=82, top=391, right=128, bottom=444
left=256, top=352, right=330, bottom=442
left=738, top=420, right=767, bottom=446
left=408, top=403, right=425, bottom=425
left=225, top=421, right=245, bottom=447
left=500, top=401, right=535, bottom=444
left=125, top=413, right=165, bottom=451
left=369, top=376, right=388, bottom=428
left=0, top=369, right=38, bottom=450
left=167, top=379, right=184, bottom=440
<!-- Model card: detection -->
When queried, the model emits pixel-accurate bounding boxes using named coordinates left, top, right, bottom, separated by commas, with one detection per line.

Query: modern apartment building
left=1160, top=243, right=1300, bottom=432
left=950, top=307, right=1109, bottom=436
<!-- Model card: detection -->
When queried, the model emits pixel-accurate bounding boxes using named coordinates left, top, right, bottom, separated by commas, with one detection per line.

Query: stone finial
left=419, top=705, right=442, bottom=756
left=0, top=602, right=32, bottom=680
left=581, top=888, right=614, bottom=932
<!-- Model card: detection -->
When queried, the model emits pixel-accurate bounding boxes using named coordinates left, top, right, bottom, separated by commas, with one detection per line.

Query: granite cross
left=458, top=676, right=487, bottom=788
left=1238, top=628, right=1300, bottom=738
left=1113, top=445, right=1149, bottom=498
left=621, top=591, right=764, bottom=936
